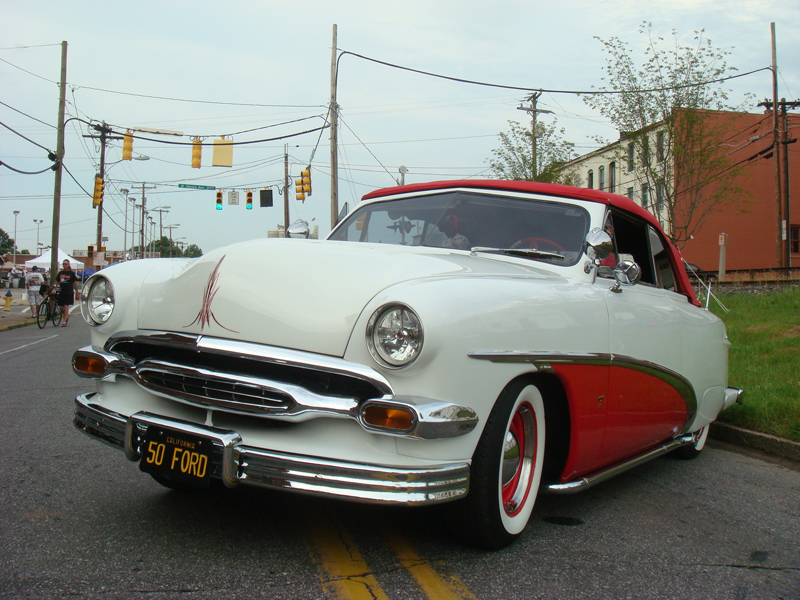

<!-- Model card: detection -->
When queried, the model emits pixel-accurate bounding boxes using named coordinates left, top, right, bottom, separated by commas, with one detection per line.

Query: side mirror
left=584, top=228, right=613, bottom=260
left=610, top=260, right=641, bottom=293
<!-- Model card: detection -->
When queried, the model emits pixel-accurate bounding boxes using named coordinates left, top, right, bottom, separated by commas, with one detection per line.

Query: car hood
left=138, top=239, right=562, bottom=357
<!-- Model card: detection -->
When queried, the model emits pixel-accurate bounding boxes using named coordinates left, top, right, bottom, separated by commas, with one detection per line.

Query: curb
left=710, top=421, right=800, bottom=462
left=0, top=318, right=36, bottom=332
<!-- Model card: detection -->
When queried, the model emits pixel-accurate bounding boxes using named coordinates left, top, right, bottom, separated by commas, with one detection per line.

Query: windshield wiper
left=469, top=247, right=565, bottom=260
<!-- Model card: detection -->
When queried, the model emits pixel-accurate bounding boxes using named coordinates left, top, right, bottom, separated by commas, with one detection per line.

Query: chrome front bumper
left=74, top=393, right=470, bottom=505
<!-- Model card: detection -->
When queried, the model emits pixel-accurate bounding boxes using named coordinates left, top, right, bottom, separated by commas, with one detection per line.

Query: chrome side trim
left=74, top=394, right=470, bottom=505
left=468, top=350, right=697, bottom=432
left=544, top=433, right=696, bottom=494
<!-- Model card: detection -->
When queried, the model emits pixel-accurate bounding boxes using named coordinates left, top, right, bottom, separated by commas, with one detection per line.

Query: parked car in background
left=72, top=180, right=741, bottom=549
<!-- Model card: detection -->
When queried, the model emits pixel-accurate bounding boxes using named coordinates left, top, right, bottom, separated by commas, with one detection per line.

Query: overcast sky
left=2, top=0, right=798, bottom=259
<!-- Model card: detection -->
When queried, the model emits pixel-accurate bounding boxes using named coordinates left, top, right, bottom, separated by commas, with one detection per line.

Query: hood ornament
left=185, top=255, right=238, bottom=333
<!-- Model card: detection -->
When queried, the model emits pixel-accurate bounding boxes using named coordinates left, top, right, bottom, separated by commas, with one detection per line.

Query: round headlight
left=366, top=304, right=423, bottom=368
left=81, top=276, right=115, bottom=326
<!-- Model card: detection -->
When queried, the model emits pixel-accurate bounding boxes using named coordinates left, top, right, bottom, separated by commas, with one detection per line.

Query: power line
left=0, top=99, right=56, bottom=129
left=339, top=50, right=772, bottom=96
left=0, top=160, right=54, bottom=175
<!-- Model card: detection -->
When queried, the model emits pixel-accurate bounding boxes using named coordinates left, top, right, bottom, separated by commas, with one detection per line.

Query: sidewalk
left=0, top=289, right=36, bottom=331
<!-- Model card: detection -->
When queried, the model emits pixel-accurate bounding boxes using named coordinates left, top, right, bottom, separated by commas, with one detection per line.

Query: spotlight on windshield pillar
left=122, top=130, right=133, bottom=161
left=216, top=190, right=223, bottom=210
left=246, top=189, right=253, bottom=210
left=191, top=137, right=202, bottom=169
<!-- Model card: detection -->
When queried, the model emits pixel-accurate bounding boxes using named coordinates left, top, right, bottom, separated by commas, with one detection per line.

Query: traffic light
left=246, top=189, right=253, bottom=210
left=87, top=245, right=94, bottom=259
left=216, top=190, right=223, bottom=210
left=122, top=130, right=133, bottom=160
left=295, top=168, right=311, bottom=201
left=191, top=137, right=202, bottom=169
left=92, top=176, right=104, bottom=208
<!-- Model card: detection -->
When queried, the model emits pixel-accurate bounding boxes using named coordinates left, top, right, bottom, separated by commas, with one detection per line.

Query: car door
left=596, top=210, right=692, bottom=465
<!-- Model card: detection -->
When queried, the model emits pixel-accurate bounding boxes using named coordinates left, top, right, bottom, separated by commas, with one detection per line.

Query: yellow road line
left=382, top=527, right=477, bottom=600
left=295, top=500, right=389, bottom=600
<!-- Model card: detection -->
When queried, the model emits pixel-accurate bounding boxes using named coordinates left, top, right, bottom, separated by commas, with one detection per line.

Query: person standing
left=25, top=266, right=45, bottom=317
left=54, top=259, right=79, bottom=327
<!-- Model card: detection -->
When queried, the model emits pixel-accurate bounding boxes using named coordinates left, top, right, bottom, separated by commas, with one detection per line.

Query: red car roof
left=362, top=180, right=700, bottom=306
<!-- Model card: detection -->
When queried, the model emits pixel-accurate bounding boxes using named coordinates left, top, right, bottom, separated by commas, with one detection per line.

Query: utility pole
left=330, top=23, right=339, bottom=229
left=84, top=122, right=122, bottom=270
left=150, top=207, right=170, bottom=256
left=770, top=23, right=782, bottom=268
left=165, top=225, right=179, bottom=258
left=139, top=183, right=156, bottom=257
left=781, top=99, right=799, bottom=267
left=517, top=92, right=552, bottom=181
left=50, top=41, right=67, bottom=279
left=284, top=144, right=290, bottom=235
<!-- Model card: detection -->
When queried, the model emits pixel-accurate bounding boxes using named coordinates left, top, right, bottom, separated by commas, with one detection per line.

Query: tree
left=489, top=118, right=580, bottom=185
left=583, top=22, right=753, bottom=247
left=183, top=244, right=203, bottom=258
left=0, top=228, right=13, bottom=254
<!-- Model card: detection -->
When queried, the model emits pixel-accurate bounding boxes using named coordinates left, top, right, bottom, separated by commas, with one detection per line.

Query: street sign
left=228, top=191, right=239, bottom=205
left=178, top=184, right=216, bottom=190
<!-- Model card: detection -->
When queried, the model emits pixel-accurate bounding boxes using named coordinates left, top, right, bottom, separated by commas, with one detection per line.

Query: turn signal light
left=73, top=355, right=107, bottom=376
left=362, top=405, right=414, bottom=431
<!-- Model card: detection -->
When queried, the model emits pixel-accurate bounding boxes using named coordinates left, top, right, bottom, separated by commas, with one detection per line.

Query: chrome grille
left=103, top=331, right=392, bottom=419
left=138, top=366, right=293, bottom=411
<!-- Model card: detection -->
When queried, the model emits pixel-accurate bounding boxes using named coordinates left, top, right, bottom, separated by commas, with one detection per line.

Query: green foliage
left=710, top=288, right=800, bottom=442
left=489, top=119, right=580, bottom=185
left=183, top=243, right=203, bottom=258
left=0, top=228, right=13, bottom=254
left=584, top=23, right=754, bottom=248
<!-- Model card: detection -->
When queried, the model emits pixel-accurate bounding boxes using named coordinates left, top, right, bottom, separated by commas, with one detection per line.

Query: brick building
left=564, top=108, right=799, bottom=271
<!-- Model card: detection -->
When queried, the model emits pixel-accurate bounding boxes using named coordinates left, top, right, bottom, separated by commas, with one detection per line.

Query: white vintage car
left=73, top=180, right=741, bottom=549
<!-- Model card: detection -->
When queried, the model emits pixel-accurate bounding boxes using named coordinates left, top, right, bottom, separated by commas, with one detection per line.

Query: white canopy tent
left=25, top=248, right=83, bottom=271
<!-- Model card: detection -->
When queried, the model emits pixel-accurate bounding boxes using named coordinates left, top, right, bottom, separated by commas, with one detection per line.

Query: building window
left=599, top=166, right=605, bottom=191
left=627, top=143, right=634, bottom=172
left=626, top=187, right=634, bottom=200
left=657, top=131, right=665, bottom=162
left=792, top=225, right=800, bottom=254
left=587, top=170, right=594, bottom=189
left=609, top=162, right=616, bottom=193
left=641, top=139, right=651, bottom=167
left=656, top=179, right=665, bottom=215
left=641, top=183, right=650, bottom=209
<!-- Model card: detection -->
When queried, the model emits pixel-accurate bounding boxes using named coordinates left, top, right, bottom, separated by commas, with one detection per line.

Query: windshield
left=329, top=191, right=590, bottom=266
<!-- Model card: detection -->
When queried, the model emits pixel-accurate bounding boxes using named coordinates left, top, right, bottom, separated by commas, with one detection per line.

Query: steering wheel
left=511, top=237, right=566, bottom=252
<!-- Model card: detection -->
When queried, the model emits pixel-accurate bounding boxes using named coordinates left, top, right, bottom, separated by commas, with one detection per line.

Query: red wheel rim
left=501, top=402, right=537, bottom=516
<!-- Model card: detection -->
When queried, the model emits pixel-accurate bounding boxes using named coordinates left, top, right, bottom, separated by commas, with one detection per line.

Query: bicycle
left=37, top=291, right=62, bottom=329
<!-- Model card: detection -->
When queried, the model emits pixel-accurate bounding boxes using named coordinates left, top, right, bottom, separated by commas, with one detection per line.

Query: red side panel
left=549, top=364, right=608, bottom=481
left=599, top=366, right=688, bottom=465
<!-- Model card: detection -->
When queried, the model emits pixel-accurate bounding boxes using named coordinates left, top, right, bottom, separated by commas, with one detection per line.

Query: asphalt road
left=1, top=318, right=798, bottom=599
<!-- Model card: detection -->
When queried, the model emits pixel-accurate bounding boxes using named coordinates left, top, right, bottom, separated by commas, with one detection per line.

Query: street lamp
left=33, top=219, right=44, bottom=252
left=13, top=210, right=20, bottom=269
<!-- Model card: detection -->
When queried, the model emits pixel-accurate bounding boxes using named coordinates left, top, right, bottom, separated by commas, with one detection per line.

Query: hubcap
left=501, top=403, right=536, bottom=516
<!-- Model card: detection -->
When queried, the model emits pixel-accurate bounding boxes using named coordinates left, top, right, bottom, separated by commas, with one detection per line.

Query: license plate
left=139, top=426, right=213, bottom=488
